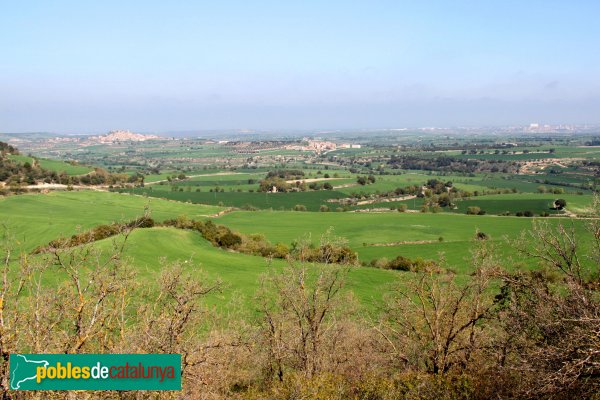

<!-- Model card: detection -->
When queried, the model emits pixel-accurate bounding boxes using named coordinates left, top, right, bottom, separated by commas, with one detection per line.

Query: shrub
left=467, top=206, right=481, bottom=215
left=216, top=232, right=242, bottom=248
left=386, top=255, right=413, bottom=271
left=475, top=230, right=489, bottom=240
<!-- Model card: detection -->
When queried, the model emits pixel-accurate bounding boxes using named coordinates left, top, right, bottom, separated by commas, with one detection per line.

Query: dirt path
left=367, top=240, right=438, bottom=246
left=333, top=183, right=358, bottom=189
left=209, top=208, right=236, bottom=218
left=327, top=195, right=416, bottom=205
left=285, top=177, right=347, bottom=184
left=24, top=183, right=109, bottom=191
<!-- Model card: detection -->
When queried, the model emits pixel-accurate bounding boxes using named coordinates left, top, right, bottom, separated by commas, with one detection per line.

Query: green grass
left=216, top=211, right=536, bottom=246
left=37, top=158, right=93, bottom=175
left=8, top=154, right=93, bottom=175
left=0, top=191, right=223, bottom=252
left=335, top=173, right=486, bottom=195
left=115, top=188, right=346, bottom=211
left=215, top=210, right=590, bottom=269
left=451, top=193, right=592, bottom=215
left=91, top=227, right=397, bottom=310
left=2, top=183, right=596, bottom=316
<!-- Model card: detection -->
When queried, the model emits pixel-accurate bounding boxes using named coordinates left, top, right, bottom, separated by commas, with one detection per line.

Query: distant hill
left=89, top=130, right=161, bottom=143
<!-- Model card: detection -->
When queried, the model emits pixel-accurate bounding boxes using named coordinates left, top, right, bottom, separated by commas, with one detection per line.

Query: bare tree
left=379, top=242, right=498, bottom=375
left=257, top=258, right=352, bottom=381
left=496, top=202, right=600, bottom=398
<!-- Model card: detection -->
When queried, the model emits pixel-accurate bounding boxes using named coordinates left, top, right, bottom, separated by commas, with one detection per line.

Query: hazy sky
left=2, top=1, right=600, bottom=133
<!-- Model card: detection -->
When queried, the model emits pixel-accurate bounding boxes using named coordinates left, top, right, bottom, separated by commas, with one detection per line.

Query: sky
left=2, top=0, right=600, bottom=133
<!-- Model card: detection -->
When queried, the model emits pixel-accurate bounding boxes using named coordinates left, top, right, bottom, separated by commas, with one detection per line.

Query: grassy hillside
left=2, top=190, right=594, bottom=312
left=0, top=191, right=222, bottom=252
left=8, top=154, right=93, bottom=175
left=91, top=227, right=396, bottom=310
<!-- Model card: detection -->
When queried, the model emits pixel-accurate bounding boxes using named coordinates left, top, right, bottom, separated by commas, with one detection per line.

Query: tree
left=554, top=198, right=567, bottom=210
left=0, top=224, right=228, bottom=398
left=257, top=259, right=352, bottom=380
left=497, top=213, right=600, bottom=397
left=259, top=177, right=289, bottom=192
left=378, top=242, right=498, bottom=374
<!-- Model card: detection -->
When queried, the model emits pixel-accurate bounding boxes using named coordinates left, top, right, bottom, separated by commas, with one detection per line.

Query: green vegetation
left=2, top=132, right=600, bottom=398
left=0, top=191, right=222, bottom=252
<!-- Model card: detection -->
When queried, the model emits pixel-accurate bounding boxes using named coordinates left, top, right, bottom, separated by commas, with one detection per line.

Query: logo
left=10, top=354, right=181, bottom=391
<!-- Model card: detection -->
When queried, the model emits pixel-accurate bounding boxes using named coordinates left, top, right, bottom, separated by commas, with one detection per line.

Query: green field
left=0, top=191, right=399, bottom=310
left=116, top=188, right=346, bottom=211
left=450, top=193, right=592, bottom=215
left=4, top=136, right=599, bottom=317
left=6, top=190, right=584, bottom=311
left=215, top=210, right=590, bottom=268
left=90, top=227, right=396, bottom=309
left=8, top=154, right=93, bottom=175
left=0, top=191, right=222, bottom=252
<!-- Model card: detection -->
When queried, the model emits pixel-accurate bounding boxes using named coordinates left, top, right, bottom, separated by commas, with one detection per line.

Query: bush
left=475, top=231, right=489, bottom=240
left=128, top=216, right=155, bottom=228
left=382, top=255, right=439, bottom=272
left=216, top=232, right=242, bottom=248
left=293, top=204, right=307, bottom=211
left=386, top=255, right=413, bottom=271
left=467, top=206, right=481, bottom=215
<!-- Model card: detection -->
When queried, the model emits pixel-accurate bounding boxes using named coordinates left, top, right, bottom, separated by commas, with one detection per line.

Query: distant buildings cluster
left=285, top=139, right=361, bottom=153
left=90, top=130, right=161, bottom=143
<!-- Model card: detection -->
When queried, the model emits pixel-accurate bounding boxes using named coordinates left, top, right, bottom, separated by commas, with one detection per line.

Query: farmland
left=2, top=131, right=600, bottom=399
